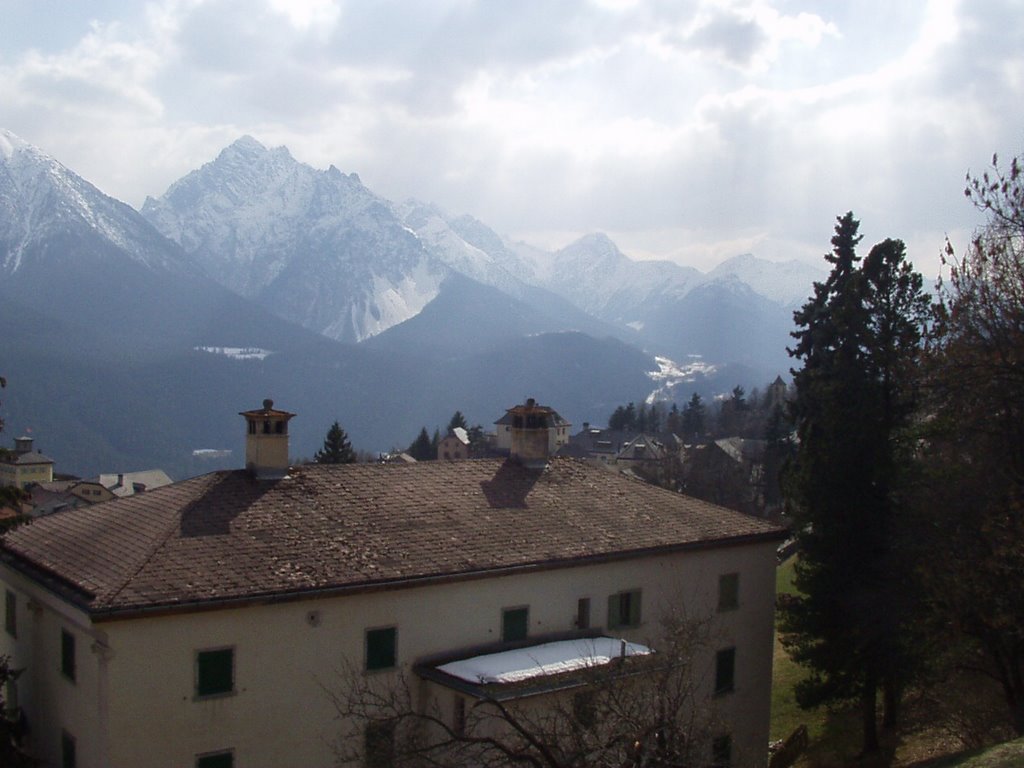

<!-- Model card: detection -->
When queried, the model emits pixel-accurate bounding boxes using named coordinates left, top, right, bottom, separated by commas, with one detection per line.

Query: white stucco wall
left=2, top=540, right=778, bottom=768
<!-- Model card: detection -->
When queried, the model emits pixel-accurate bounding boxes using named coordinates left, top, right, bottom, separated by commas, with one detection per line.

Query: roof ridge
left=97, top=474, right=216, bottom=607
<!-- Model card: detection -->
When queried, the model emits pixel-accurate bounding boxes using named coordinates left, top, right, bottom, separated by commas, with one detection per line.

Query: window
left=366, top=627, right=396, bottom=671
left=573, top=691, right=597, bottom=730
left=576, top=597, right=591, bottom=629
left=452, top=696, right=466, bottom=736
left=715, top=647, right=736, bottom=694
left=196, top=648, right=234, bottom=697
left=502, top=607, right=529, bottom=642
left=712, top=734, right=732, bottom=767
left=61, top=629, right=76, bottom=682
left=718, top=573, right=739, bottom=612
left=4, top=590, right=15, bottom=638
left=364, top=721, right=395, bottom=768
left=196, top=751, right=234, bottom=768
left=61, top=730, right=76, bottom=768
left=607, top=589, right=642, bottom=629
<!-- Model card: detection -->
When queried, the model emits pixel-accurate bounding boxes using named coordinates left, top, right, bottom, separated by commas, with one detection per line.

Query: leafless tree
left=325, top=610, right=725, bottom=768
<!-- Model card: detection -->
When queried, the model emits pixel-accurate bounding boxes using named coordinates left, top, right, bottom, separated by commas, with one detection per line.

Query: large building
left=0, top=399, right=785, bottom=768
left=0, top=436, right=55, bottom=490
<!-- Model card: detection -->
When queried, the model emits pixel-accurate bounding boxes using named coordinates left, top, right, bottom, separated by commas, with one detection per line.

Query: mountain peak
left=0, top=129, right=35, bottom=160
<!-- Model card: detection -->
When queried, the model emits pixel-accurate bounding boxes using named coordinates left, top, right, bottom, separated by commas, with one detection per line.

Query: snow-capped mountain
left=142, top=137, right=447, bottom=343
left=706, top=253, right=822, bottom=308
left=541, top=233, right=703, bottom=322
left=0, top=129, right=197, bottom=277
left=397, top=200, right=534, bottom=297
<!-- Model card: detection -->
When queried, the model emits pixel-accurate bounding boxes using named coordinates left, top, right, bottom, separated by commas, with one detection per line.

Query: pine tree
left=680, top=393, right=705, bottom=443
left=780, top=213, right=930, bottom=754
left=407, top=427, right=433, bottom=461
left=314, top=421, right=356, bottom=464
left=447, top=411, right=468, bottom=433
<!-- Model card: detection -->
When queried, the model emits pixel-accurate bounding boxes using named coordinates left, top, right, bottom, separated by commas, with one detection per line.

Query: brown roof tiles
left=0, top=458, right=784, bottom=619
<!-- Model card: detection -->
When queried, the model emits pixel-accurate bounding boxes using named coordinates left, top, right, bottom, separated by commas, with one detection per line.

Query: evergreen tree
left=314, top=421, right=356, bottom=464
left=680, top=393, right=705, bottom=443
left=447, top=411, right=468, bottom=433
left=407, top=427, right=433, bottom=461
left=666, top=403, right=681, bottom=436
left=780, top=213, right=930, bottom=754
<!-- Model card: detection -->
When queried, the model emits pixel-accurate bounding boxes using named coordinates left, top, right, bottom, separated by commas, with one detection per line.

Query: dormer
left=239, top=399, right=295, bottom=480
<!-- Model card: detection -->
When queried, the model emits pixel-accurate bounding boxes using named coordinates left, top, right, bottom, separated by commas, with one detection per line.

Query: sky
left=1, top=0, right=1022, bottom=276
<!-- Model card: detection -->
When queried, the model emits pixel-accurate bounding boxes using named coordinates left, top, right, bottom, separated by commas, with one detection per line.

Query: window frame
left=364, top=719, right=395, bottom=768
left=712, top=733, right=732, bottom=767
left=60, top=629, right=76, bottom=682
left=365, top=626, right=397, bottom=672
left=4, top=590, right=15, bottom=638
left=607, top=588, right=642, bottom=630
left=717, top=572, right=740, bottom=612
left=195, top=749, right=234, bottom=768
left=195, top=646, right=235, bottom=699
left=501, top=606, right=529, bottom=643
left=576, top=597, right=591, bottom=630
left=715, top=647, right=736, bottom=695
left=61, top=729, right=77, bottom=768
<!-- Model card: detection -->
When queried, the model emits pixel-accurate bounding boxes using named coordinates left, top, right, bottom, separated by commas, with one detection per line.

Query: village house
left=0, top=399, right=785, bottom=768
left=0, top=436, right=55, bottom=490
left=436, top=426, right=470, bottom=461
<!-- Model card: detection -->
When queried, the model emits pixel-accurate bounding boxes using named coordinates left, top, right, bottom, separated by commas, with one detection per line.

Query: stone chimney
left=506, top=398, right=559, bottom=469
left=239, top=399, right=295, bottom=480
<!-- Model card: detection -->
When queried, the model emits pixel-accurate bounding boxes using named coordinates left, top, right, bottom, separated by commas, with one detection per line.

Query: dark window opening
left=4, top=590, right=15, bottom=638
left=453, top=696, right=466, bottom=736
left=366, top=627, right=397, bottom=671
left=718, top=573, right=739, bottom=612
left=196, top=648, right=234, bottom=697
left=502, top=607, right=529, bottom=642
left=61, top=629, right=76, bottom=682
left=607, top=589, right=642, bottom=629
left=196, top=750, right=234, bottom=768
left=364, top=721, right=395, bottom=768
left=712, top=734, right=732, bottom=767
left=715, top=648, right=736, bottom=694
left=61, top=730, right=76, bottom=768
left=576, top=597, right=591, bottom=629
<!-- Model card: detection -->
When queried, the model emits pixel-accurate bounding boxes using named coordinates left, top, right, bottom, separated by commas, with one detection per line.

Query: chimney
left=14, top=436, right=33, bottom=455
left=239, top=399, right=296, bottom=480
left=506, top=398, right=557, bottom=469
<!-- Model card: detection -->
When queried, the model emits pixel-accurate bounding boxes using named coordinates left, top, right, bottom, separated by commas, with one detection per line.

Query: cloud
left=0, top=0, right=1020, bottom=279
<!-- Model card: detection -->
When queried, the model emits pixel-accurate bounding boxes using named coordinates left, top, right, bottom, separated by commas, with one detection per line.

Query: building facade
left=0, top=400, right=785, bottom=768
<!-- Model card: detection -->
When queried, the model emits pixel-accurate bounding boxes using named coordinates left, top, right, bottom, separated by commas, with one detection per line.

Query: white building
left=0, top=399, right=785, bottom=768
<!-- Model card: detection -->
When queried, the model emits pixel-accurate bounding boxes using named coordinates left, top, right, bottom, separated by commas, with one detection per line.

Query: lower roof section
left=418, top=636, right=653, bottom=701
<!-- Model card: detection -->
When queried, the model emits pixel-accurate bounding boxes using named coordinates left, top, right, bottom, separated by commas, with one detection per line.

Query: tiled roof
left=2, top=451, right=54, bottom=466
left=0, top=458, right=784, bottom=618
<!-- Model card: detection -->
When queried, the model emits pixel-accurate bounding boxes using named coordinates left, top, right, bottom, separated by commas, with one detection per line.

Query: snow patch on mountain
left=195, top=346, right=274, bottom=360
left=646, top=355, right=717, bottom=403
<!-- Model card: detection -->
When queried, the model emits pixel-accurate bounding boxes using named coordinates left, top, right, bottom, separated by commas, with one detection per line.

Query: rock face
left=142, top=136, right=447, bottom=343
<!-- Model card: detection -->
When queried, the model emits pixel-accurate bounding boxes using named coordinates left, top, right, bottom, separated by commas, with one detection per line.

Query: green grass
left=912, top=738, right=1024, bottom=768
left=771, top=556, right=827, bottom=743
left=771, top=557, right=860, bottom=765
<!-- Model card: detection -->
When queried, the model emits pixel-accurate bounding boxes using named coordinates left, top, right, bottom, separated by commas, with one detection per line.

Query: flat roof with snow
left=420, top=636, right=653, bottom=700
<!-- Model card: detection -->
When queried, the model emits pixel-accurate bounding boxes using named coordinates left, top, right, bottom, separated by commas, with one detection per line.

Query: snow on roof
left=437, top=636, right=652, bottom=685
